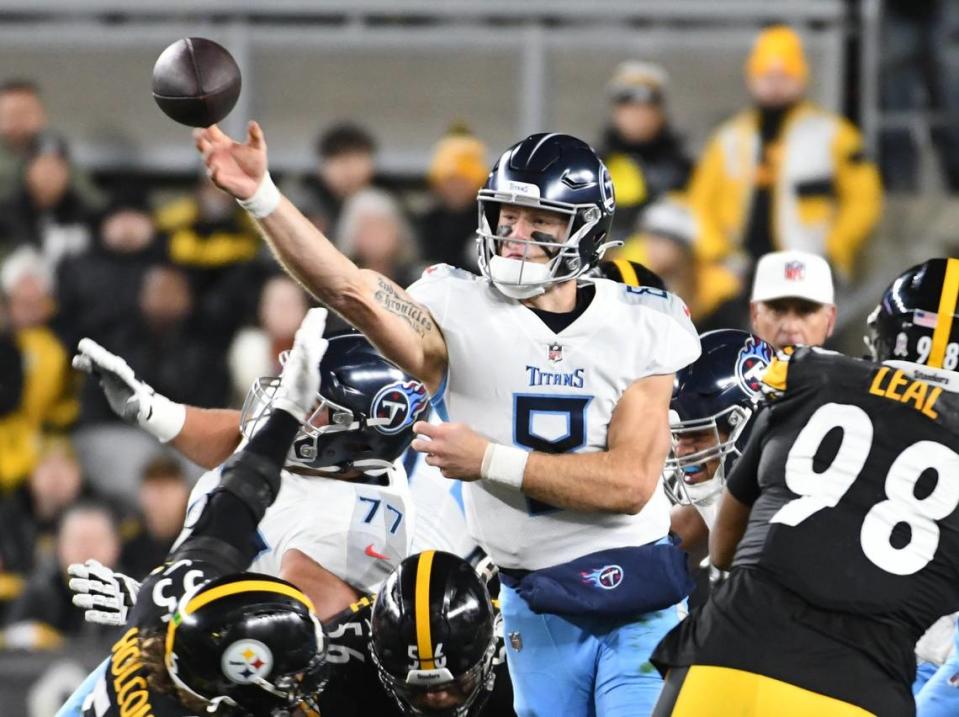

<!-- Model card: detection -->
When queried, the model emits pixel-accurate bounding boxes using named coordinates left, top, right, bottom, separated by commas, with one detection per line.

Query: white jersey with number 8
left=407, top=265, right=700, bottom=570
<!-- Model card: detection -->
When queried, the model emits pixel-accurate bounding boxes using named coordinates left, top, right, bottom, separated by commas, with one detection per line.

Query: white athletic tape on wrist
left=237, top=172, right=281, bottom=219
left=481, top=443, right=528, bottom=489
left=141, top=394, right=187, bottom=443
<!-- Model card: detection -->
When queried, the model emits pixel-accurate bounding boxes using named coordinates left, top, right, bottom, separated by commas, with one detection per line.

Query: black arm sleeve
left=725, top=406, right=771, bottom=506
left=169, top=408, right=301, bottom=573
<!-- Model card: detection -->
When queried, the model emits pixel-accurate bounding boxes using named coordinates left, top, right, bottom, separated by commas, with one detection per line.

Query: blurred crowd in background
left=0, top=11, right=951, bottom=705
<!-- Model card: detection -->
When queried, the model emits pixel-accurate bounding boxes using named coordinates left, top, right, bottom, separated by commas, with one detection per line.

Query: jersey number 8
left=770, top=402, right=959, bottom=576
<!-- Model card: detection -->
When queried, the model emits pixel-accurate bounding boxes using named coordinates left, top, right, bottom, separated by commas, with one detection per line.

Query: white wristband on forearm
left=140, top=393, right=187, bottom=443
left=481, top=443, right=528, bottom=489
left=237, top=172, right=281, bottom=219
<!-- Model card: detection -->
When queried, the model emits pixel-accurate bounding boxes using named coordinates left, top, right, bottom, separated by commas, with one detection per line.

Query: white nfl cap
left=751, top=250, right=834, bottom=305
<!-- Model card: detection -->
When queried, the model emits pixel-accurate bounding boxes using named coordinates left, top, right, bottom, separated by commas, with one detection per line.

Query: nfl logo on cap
left=784, top=260, right=805, bottom=281
left=751, top=250, right=835, bottom=306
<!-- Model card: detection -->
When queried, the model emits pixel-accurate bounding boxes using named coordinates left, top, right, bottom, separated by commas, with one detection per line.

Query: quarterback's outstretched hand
left=411, top=421, right=489, bottom=480
left=273, top=308, right=329, bottom=422
left=194, top=122, right=267, bottom=200
left=72, top=338, right=185, bottom=443
left=67, top=560, right=141, bottom=626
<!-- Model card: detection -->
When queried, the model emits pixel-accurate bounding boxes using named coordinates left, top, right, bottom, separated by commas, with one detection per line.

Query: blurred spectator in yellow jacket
left=600, top=61, right=692, bottom=241
left=155, top=175, right=259, bottom=270
left=688, top=25, right=882, bottom=279
left=0, top=248, right=77, bottom=491
left=616, top=198, right=742, bottom=329
left=155, top=175, right=270, bottom=351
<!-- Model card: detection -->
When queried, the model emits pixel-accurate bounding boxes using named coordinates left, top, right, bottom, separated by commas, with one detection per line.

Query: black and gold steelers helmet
left=867, top=257, right=959, bottom=370
left=370, top=551, right=496, bottom=717
left=164, top=573, right=328, bottom=716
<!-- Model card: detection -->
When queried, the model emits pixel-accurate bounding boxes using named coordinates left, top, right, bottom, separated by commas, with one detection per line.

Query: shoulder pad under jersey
left=417, top=264, right=480, bottom=282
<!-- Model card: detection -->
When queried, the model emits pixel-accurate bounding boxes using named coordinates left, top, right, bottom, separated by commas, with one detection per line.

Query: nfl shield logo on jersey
left=548, top=342, right=564, bottom=363
left=784, top=260, right=805, bottom=281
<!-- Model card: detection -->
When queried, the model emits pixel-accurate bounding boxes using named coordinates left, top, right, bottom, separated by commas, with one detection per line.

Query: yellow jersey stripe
left=928, top=257, right=959, bottom=368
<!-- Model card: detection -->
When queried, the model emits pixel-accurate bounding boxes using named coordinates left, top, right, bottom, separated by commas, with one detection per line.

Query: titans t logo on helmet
left=371, top=380, right=429, bottom=435
left=736, top=336, right=773, bottom=395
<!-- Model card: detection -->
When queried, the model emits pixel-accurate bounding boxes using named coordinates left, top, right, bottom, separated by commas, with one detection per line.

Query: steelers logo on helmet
left=371, top=380, right=429, bottom=435
left=735, top=336, right=773, bottom=395
left=221, top=638, right=275, bottom=684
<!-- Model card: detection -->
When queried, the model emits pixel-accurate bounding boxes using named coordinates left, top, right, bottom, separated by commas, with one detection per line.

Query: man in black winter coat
left=600, top=61, right=692, bottom=241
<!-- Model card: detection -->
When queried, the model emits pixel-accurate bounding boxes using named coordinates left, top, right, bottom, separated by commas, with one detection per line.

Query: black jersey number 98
left=770, top=402, right=959, bottom=576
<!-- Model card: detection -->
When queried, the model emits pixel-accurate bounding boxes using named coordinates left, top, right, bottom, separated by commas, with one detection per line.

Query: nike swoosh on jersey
left=365, top=544, right=389, bottom=560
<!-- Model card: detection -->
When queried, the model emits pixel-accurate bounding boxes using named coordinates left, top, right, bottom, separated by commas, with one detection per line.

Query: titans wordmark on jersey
left=407, top=265, right=700, bottom=570
left=180, top=463, right=414, bottom=595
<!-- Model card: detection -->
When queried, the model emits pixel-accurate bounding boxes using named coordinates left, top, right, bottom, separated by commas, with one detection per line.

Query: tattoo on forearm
left=374, top=278, right=433, bottom=337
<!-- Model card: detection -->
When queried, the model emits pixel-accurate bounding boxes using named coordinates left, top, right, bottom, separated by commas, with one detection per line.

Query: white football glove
left=73, top=338, right=186, bottom=442
left=272, top=308, right=329, bottom=422
left=67, top=559, right=141, bottom=626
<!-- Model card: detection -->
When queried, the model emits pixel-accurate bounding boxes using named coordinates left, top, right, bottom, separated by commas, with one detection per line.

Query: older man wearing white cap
left=749, top=249, right=836, bottom=350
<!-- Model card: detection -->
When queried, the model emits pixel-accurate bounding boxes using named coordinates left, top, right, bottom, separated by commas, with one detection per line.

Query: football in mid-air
left=151, top=37, right=241, bottom=128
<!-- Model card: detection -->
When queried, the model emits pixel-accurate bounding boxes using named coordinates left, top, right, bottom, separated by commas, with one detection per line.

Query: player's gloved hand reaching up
left=72, top=338, right=186, bottom=443
left=67, top=559, right=141, bottom=626
left=272, top=307, right=329, bottom=423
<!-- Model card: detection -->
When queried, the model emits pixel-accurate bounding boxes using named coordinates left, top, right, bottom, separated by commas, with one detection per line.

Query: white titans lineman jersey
left=177, top=461, right=414, bottom=594
left=407, top=265, right=700, bottom=570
